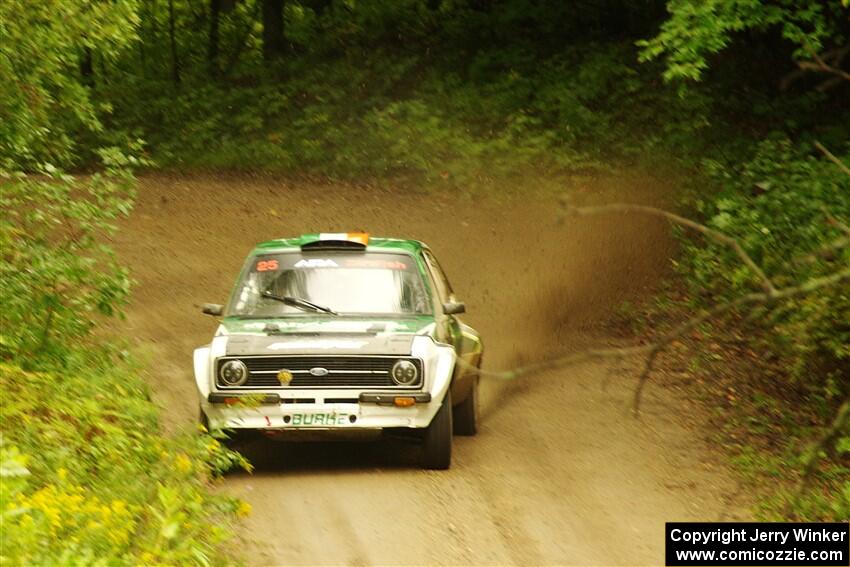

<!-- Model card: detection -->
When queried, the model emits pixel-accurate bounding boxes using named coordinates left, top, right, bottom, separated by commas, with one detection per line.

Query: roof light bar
left=321, top=232, right=369, bottom=245
left=299, top=232, right=369, bottom=249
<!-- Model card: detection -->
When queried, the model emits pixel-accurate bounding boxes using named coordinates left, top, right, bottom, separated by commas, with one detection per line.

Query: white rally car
left=195, top=233, right=483, bottom=469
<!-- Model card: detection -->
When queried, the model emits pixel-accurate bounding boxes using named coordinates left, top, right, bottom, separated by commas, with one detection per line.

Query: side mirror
left=442, top=301, right=466, bottom=315
left=202, top=303, right=224, bottom=316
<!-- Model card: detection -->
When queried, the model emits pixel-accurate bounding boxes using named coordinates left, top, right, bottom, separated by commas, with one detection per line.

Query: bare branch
left=814, top=141, right=850, bottom=178
left=781, top=235, right=850, bottom=270
left=462, top=268, right=850, bottom=414
left=562, top=202, right=778, bottom=296
left=782, top=46, right=850, bottom=90
left=461, top=200, right=850, bottom=405
left=465, top=343, right=654, bottom=382
left=814, top=76, right=846, bottom=92
left=777, top=210, right=850, bottom=273
left=798, top=60, right=850, bottom=83
left=633, top=347, right=661, bottom=416
left=799, top=44, right=850, bottom=83
left=454, top=198, right=850, bottom=515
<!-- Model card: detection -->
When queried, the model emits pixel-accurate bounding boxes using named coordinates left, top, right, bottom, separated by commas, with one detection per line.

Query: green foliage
left=630, top=0, right=850, bottom=524
left=1, top=161, right=249, bottom=563
left=0, top=159, right=138, bottom=365
left=638, top=0, right=849, bottom=82
left=0, top=0, right=255, bottom=552
left=0, top=359, right=250, bottom=565
left=103, top=42, right=706, bottom=185
left=686, top=138, right=850, bottom=382
left=727, top=438, right=850, bottom=520
left=679, top=138, right=850, bottom=519
left=2, top=0, right=848, bottom=531
left=0, top=0, right=140, bottom=169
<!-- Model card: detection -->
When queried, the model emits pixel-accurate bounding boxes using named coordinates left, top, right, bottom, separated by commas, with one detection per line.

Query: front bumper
left=194, top=336, right=455, bottom=431
left=202, top=392, right=438, bottom=430
left=196, top=335, right=456, bottom=432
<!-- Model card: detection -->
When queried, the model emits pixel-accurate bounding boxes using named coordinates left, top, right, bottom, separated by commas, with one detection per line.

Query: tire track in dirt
left=114, top=173, right=751, bottom=565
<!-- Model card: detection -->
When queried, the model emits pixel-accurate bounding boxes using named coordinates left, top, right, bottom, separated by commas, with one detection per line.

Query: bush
left=679, top=137, right=850, bottom=520
left=0, top=0, right=139, bottom=170
left=0, top=159, right=136, bottom=366
left=1, top=164, right=250, bottom=564
left=686, top=138, right=850, bottom=389
left=103, top=43, right=705, bottom=187
left=0, top=360, right=250, bottom=565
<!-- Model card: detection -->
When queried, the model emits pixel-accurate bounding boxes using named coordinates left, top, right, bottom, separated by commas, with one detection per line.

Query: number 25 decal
left=256, top=259, right=279, bottom=272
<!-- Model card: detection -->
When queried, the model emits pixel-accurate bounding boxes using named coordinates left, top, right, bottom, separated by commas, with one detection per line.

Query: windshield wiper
left=261, top=291, right=338, bottom=315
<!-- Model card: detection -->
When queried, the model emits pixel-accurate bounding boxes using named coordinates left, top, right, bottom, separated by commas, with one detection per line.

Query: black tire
left=200, top=407, right=249, bottom=451
left=199, top=407, right=257, bottom=474
left=453, top=375, right=479, bottom=436
left=199, top=406, right=210, bottom=431
left=422, top=391, right=452, bottom=470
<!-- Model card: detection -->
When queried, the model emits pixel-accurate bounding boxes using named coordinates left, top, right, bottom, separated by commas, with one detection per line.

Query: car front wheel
left=422, top=391, right=452, bottom=470
left=453, top=375, right=479, bottom=436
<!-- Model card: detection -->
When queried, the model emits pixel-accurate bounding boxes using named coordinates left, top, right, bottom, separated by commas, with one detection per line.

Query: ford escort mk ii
left=195, top=233, right=483, bottom=469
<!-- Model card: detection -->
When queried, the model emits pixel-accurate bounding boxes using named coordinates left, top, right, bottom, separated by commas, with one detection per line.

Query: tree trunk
left=303, top=0, right=331, bottom=15
left=80, top=48, right=94, bottom=87
left=169, top=0, right=180, bottom=84
left=223, top=0, right=261, bottom=78
left=208, top=0, right=221, bottom=77
left=261, top=0, right=285, bottom=62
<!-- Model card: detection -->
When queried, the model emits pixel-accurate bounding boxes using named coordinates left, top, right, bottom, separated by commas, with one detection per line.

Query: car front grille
left=215, top=356, right=422, bottom=389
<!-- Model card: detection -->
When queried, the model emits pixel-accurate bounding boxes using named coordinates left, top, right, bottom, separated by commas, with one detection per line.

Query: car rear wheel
left=422, top=391, right=452, bottom=470
left=453, top=375, right=479, bottom=436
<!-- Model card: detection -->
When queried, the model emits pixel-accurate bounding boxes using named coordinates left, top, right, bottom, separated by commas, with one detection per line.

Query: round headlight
left=391, top=360, right=419, bottom=386
left=219, top=360, right=249, bottom=386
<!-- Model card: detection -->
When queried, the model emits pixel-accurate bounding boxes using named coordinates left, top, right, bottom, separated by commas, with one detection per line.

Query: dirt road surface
left=114, top=173, right=750, bottom=565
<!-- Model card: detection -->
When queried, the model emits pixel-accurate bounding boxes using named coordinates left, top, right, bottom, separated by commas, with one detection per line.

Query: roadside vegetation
left=670, top=134, right=850, bottom=519
left=0, top=6, right=249, bottom=564
left=1, top=0, right=848, bottom=561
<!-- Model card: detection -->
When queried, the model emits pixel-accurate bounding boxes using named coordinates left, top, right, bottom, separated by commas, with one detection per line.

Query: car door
left=421, top=249, right=482, bottom=402
left=422, top=249, right=460, bottom=346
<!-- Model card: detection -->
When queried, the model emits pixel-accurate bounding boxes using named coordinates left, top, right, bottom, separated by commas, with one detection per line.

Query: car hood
left=217, top=316, right=436, bottom=356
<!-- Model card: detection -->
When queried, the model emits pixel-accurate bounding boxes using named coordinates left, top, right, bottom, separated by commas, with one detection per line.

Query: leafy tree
left=0, top=153, right=139, bottom=366
left=638, top=0, right=850, bottom=82
left=0, top=0, right=140, bottom=169
left=262, top=0, right=286, bottom=61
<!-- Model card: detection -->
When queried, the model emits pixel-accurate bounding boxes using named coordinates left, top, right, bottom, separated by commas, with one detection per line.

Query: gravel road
left=114, top=173, right=749, bottom=565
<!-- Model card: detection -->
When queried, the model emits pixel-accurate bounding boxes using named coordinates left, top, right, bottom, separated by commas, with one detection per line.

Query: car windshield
left=227, top=251, right=431, bottom=317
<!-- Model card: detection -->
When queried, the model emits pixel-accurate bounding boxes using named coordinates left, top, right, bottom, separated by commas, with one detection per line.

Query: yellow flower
left=175, top=453, right=192, bottom=474
left=43, top=506, right=62, bottom=530
left=111, top=499, right=128, bottom=515
left=236, top=501, right=252, bottom=518
left=108, top=526, right=131, bottom=545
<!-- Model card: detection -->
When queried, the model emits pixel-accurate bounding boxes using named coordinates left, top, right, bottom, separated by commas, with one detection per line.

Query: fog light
left=394, top=397, right=416, bottom=407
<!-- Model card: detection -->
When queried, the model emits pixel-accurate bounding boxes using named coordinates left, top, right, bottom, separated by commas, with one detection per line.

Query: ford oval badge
left=309, top=367, right=329, bottom=377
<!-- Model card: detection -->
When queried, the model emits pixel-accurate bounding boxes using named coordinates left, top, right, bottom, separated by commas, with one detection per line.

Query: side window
left=422, top=250, right=452, bottom=302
